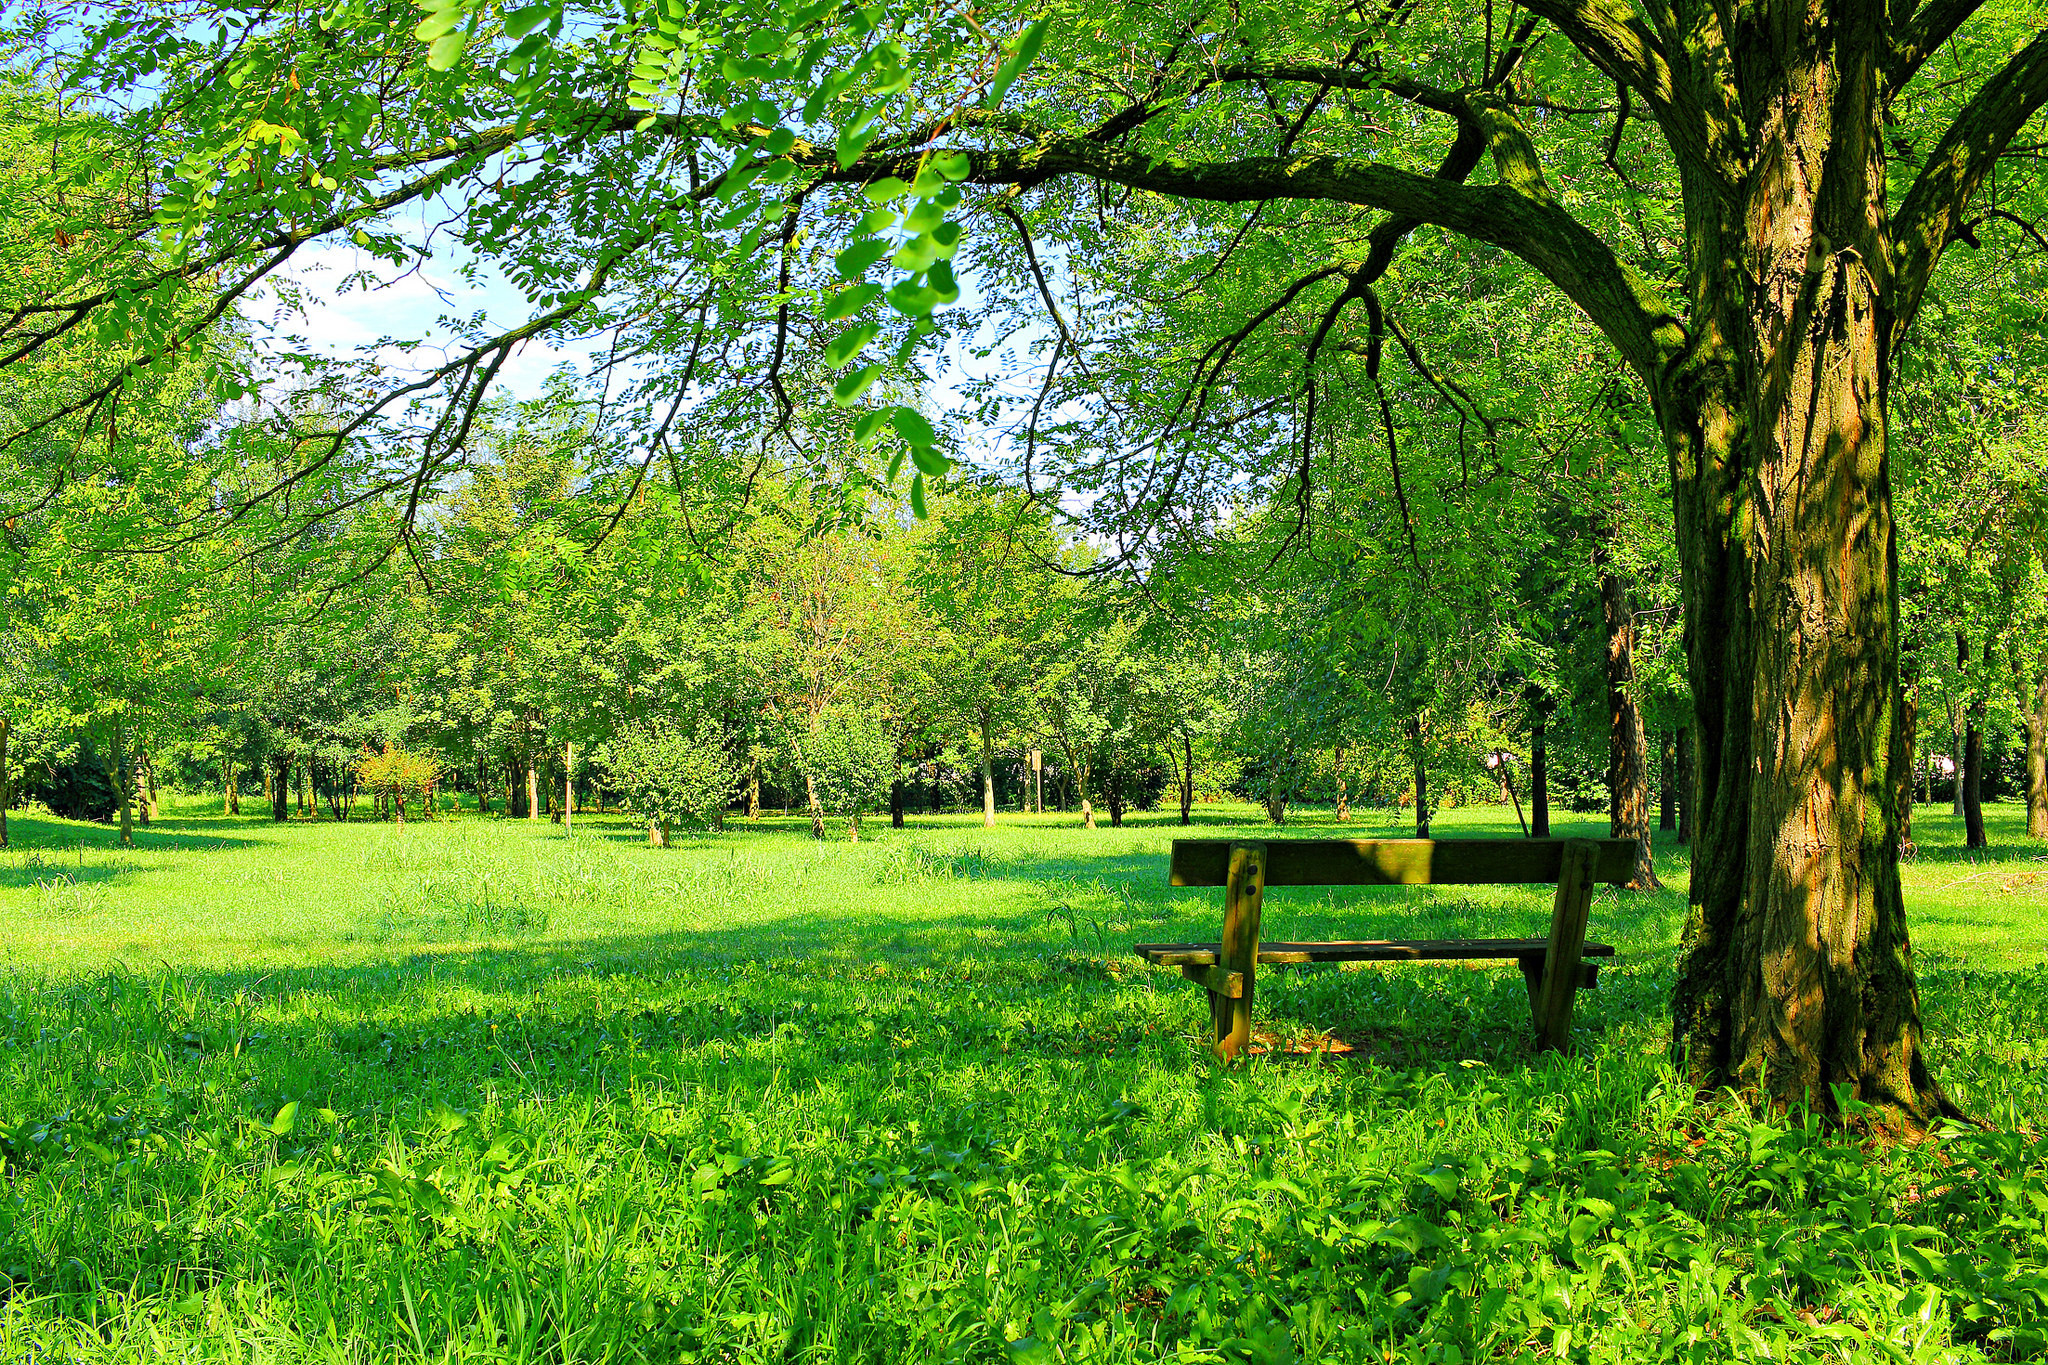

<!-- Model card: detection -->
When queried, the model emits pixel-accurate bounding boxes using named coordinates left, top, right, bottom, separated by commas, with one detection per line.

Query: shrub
left=603, top=719, right=740, bottom=844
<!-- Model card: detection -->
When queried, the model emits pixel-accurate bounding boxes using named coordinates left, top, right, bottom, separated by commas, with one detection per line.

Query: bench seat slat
left=1134, top=938, right=1616, bottom=967
left=1168, top=838, right=1637, bottom=888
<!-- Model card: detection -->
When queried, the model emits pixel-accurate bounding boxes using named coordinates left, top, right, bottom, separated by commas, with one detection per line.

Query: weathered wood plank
left=1167, top=837, right=1636, bottom=888
left=1134, top=938, right=1616, bottom=966
left=1534, top=839, right=1599, bottom=1051
left=1179, top=963, right=1244, bottom=997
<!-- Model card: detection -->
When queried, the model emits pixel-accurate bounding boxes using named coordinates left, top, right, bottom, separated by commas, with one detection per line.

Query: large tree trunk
left=1527, top=685, right=1550, bottom=839
left=1600, top=565, right=1661, bottom=890
left=1666, top=49, right=1951, bottom=1122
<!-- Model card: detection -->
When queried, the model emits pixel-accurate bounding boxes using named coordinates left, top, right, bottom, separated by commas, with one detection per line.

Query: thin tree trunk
left=648, top=817, right=665, bottom=847
left=805, top=771, right=825, bottom=840
left=1528, top=685, right=1550, bottom=839
left=1896, top=683, right=1917, bottom=852
left=133, top=754, right=151, bottom=825
left=890, top=776, right=905, bottom=829
left=526, top=758, right=539, bottom=823
left=1659, top=731, right=1676, bottom=832
left=1180, top=735, right=1193, bottom=825
left=1600, top=565, right=1661, bottom=890
left=1675, top=726, right=1693, bottom=844
left=269, top=753, right=289, bottom=823
left=563, top=741, right=574, bottom=834
left=748, top=759, right=761, bottom=819
left=2029, top=642, right=2048, bottom=838
left=110, top=722, right=134, bottom=845
left=979, top=714, right=996, bottom=828
left=1411, top=733, right=1429, bottom=840
left=1108, top=770, right=1125, bottom=827
left=1963, top=634, right=1987, bottom=850
left=0, top=716, right=9, bottom=849
left=226, top=762, right=239, bottom=816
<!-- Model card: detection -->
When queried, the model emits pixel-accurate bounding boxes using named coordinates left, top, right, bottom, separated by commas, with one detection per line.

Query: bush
left=603, top=719, right=740, bottom=843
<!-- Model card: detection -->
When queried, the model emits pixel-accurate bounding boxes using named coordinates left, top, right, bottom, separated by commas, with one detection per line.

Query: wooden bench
left=1135, top=837, right=1635, bottom=1059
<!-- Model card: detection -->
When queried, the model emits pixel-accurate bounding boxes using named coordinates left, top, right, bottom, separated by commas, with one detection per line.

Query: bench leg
left=1213, top=842, right=1266, bottom=1062
left=1534, top=840, right=1598, bottom=1051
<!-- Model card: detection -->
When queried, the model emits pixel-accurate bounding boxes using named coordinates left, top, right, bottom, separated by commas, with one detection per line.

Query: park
left=7, top=0, right=2048, bottom=1356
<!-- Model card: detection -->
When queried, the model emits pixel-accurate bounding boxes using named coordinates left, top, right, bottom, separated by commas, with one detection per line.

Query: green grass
left=0, top=796, right=2046, bottom=1362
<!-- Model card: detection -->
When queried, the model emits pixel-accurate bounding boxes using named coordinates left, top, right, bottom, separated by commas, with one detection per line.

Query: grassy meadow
left=0, top=795, right=2046, bottom=1362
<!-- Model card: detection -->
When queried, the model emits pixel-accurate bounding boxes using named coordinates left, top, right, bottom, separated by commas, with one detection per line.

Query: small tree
left=354, top=746, right=442, bottom=823
left=801, top=708, right=895, bottom=841
left=604, top=719, right=741, bottom=845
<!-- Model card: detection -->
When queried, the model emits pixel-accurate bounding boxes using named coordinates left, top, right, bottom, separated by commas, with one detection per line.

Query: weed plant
left=0, top=798, right=2043, bottom=1361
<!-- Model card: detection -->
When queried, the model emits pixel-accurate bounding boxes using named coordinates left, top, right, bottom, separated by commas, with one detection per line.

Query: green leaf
left=427, top=30, right=468, bottom=69
left=502, top=4, right=553, bottom=38
left=832, top=365, right=880, bottom=405
left=270, top=1101, right=300, bottom=1136
left=763, top=127, right=796, bottom=155
left=885, top=448, right=906, bottom=480
left=863, top=176, right=910, bottom=203
left=886, top=281, right=942, bottom=317
left=854, top=410, right=891, bottom=443
left=744, top=29, right=784, bottom=55
left=824, top=323, right=879, bottom=367
left=1005, top=1338, right=1055, bottom=1365
left=891, top=236, right=939, bottom=272
left=757, top=158, right=798, bottom=185
left=929, top=260, right=959, bottom=302
left=414, top=10, right=462, bottom=39
left=910, top=446, right=950, bottom=476
left=833, top=237, right=891, bottom=278
left=988, top=18, right=1050, bottom=106
left=823, top=282, right=881, bottom=321
left=934, top=150, right=972, bottom=181
left=910, top=472, right=928, bottom=519
left=891, top=407, right=936, bottom=446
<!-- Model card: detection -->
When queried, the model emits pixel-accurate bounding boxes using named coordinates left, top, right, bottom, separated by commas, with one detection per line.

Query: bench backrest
left=1168, top=837, right=1637, bottom=888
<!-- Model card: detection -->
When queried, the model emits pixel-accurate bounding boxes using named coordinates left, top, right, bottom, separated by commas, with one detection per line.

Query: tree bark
left=890, top=776, right=905, bottom=829
left=1600, top=565, right=1661, bottom=890
left=748, top=759, right=761, bottom=819
left=226, top=761, right=239, bottom=816
left=1334, top=745, right=1350, bottom=821
left=269, top=753, right=289, bottom=822
left=1896, top=680, right=1917, bottom=852
left=563, top=741, right=575, bottom=835
left=0, top=716, right=9, bottom=850
left=805, top=771, right=825, bottom=840
left=1527, top=685, right=1550, bottom=839
left=648, top=817, right=665, bottom=847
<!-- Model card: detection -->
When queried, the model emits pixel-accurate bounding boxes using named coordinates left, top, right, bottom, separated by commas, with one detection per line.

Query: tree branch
left=1891, top=23, right=2048, bottom=337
